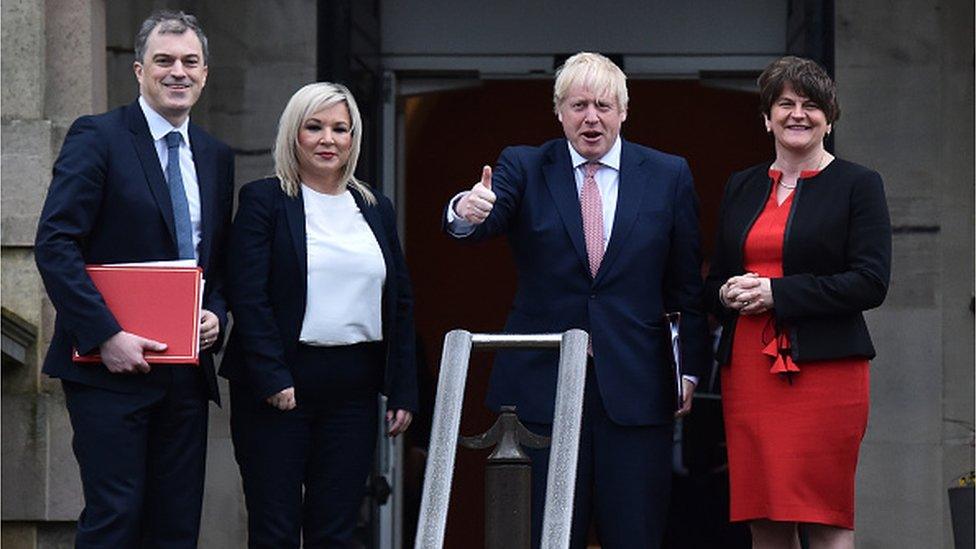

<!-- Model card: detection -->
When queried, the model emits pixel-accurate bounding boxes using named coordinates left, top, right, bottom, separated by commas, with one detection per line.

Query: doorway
left=400, top=78, right=768, bottom=547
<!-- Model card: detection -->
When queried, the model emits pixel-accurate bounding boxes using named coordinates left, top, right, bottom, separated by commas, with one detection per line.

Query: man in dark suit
left=445, top=52, right=709, bottom=548
left=34, top=10, right=234, bottom=547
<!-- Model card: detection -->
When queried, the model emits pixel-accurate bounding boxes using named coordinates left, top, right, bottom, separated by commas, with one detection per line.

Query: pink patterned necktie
left=580, top=161, right=604, bottom=278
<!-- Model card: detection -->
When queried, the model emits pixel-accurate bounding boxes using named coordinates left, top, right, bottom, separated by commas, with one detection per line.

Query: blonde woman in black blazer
left=222, top=82, right=417, bottom=548
left=705, top=57, right=891, bottom=549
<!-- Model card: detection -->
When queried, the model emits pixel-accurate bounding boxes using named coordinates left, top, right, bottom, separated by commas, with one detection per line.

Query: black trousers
left=523, top=367, right=673, bottom=549
left=230, top=342, right=384, bottom=549
left=62, top=367, right=209, bottom=549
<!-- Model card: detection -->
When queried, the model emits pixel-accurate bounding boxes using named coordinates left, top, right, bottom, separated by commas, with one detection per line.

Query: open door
left=398, top=76, right=769, bottom=548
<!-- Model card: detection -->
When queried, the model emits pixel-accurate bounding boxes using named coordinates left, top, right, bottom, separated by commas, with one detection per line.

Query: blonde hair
left=553, top=52, right=629, bottom=114
left=273, top=82, right=376, bottom=204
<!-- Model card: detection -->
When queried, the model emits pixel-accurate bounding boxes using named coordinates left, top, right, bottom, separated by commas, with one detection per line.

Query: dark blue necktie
left=165, top=131, right=195, bottom=259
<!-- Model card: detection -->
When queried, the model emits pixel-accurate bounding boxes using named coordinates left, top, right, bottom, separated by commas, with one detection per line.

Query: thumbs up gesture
left=454, top=165, right=496, bottom=225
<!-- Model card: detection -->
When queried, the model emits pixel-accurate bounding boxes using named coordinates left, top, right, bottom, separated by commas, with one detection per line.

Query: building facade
left=2, top=1, right=972, bottom=547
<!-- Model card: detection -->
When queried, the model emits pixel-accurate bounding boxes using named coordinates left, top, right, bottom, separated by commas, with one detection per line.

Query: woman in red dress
left=705, top=57, right=892, bottom=548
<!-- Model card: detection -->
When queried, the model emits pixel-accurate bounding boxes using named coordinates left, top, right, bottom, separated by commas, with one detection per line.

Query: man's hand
left=199, top=309, right=220, bottom=350
left=99, top=331, right=167, bottom=374
left=266, top=387, right=297, bottom=411
left=674, top=378, right=696, bottom=418
left=454, top=166, right=495, bottom=224
left=386, top=409, right=413, bottom=437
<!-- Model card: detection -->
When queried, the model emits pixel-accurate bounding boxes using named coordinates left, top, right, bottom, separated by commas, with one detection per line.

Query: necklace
left=776, top=150, right=828, bottom=190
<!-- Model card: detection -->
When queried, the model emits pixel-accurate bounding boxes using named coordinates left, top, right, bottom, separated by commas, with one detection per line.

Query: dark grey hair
left=134, top=10, right=209, bottom=64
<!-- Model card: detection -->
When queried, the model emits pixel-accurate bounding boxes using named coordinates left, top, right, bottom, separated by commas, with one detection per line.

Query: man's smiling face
left=134, top=26, right=208, bottom=126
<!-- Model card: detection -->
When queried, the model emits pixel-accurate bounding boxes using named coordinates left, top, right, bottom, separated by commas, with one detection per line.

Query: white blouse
left=298, top=186, right=386, bottom=345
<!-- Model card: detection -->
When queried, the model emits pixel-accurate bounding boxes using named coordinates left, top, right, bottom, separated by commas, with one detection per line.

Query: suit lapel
left=542, top=143, right=589, bottom=273
left=189, top=125, right=215, bottom=268
left=596, top=140, right=647, bottom=284
left=283, top=189, right=308, bottom=293
left=127, top=102, right=177, bottom=251
left=735, top=165, right=775, bottom=257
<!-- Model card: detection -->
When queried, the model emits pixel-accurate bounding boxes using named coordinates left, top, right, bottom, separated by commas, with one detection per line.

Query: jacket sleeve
left=771, top=171, right=892, bottom=319
left=442, top=147, right=525, bottom=242
left=202, top=143, right=235, bottom=353
left=34, top=116, right=122, bottom=354
left=227, top=183, right=295, bottom=400
left=662, top=159, right=711, bottom=379
left=380, top=195, right=419, bottom=413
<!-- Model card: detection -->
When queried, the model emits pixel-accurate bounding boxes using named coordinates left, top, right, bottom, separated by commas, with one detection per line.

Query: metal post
left=414, top=330, right=588, bottom=549
left=460, top=405, right=550, bottom=549
left=539, top=330, right=588, bottom=549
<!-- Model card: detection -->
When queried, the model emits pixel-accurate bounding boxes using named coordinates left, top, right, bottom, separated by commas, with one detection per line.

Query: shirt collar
left=139, top=96, right=190, bottom=145
left=568, top=136, right=622, bottom=171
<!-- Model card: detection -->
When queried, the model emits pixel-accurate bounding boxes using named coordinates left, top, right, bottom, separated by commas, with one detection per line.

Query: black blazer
left=34, top=100, right=235, bottom=402
left=705, top=158, right=892, bottom=365
left=220, top=178, right=418, bottom=412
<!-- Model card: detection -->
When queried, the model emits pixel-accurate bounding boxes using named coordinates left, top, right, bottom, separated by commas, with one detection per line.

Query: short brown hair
left=758, top=56, right=840, bottom=123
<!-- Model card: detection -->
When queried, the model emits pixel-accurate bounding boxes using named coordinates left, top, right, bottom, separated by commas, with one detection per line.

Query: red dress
left=721, top=170, right=870, bottom=529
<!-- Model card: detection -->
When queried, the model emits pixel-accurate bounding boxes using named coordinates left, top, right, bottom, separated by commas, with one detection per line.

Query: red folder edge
left=72, top=265, right=202, bottom=365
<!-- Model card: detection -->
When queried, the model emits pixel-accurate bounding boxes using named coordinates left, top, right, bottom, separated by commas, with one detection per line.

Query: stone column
left=835, top=1, right=974, bottom=547
left=2, top=1, right=105, bottom=547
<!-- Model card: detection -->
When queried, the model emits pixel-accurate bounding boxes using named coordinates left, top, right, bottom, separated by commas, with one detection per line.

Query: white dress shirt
left=139, top=96, right=202, bottom=260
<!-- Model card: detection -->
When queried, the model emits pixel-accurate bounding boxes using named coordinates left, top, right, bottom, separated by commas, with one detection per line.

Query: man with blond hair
left=444, top=52, right=709, bottom=548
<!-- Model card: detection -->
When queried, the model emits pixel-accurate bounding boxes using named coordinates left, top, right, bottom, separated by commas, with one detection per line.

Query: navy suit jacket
left=448, top=138, right=709, bottom=426
left=35, top=100, right=235, bottom=403
left=220, top=178, right=418, bottom=413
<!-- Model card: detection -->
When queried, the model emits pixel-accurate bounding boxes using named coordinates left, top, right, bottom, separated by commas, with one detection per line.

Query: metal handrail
left=414, top=329, right=589, bottom=549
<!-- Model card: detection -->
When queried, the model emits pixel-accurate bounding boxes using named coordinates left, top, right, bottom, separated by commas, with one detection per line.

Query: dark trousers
left=62, top=367, right=209, bottom=549
left=230, top=342, right=383, bottom=549
left=524, top=367, right=673, bottom=549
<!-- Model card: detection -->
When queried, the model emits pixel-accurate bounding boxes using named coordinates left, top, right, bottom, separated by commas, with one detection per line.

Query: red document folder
left=72, top=265, right=202, bottom=365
